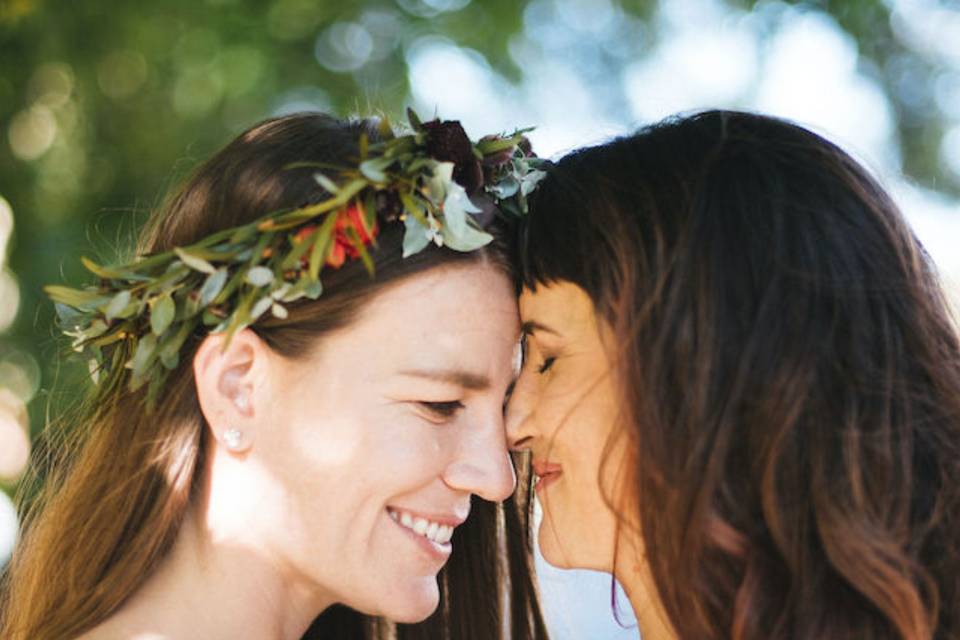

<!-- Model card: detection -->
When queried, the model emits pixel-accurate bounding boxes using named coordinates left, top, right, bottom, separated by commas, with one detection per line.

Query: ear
left=193, top=328, right=269, bottom=454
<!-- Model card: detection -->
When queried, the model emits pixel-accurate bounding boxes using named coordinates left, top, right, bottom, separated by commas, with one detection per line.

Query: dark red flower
left=422, top=119, right=484, bottom=194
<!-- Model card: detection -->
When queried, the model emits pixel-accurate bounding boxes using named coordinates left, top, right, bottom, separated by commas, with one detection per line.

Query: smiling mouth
left=387, top=507, right=457, bottom=546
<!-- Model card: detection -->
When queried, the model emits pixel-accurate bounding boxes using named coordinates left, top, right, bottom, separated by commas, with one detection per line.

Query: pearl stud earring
left=223, top=427, right=244, bottom=451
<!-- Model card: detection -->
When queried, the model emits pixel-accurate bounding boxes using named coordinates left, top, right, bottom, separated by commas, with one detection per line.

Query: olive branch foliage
left=45, top=110, right=547, bottom=412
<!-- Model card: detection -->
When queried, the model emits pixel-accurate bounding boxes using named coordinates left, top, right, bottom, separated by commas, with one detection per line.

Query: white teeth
left=413, top=518, right=429, bottom=535
left=436, top=525, right=453, bottom=544
left=390, top=508, right=455, bottom=545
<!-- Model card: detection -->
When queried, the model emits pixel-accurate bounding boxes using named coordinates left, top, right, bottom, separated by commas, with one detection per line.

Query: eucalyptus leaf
left=105, top=290, right=132, bottom=321
left=44, top=285, right=112, bottom=311
left=303, top=278, right=323, bottom=300
left=521, top=169, right=548, bottom=196
left=279, top=278, right=321, bottom=303
left=488, top=175, right=520, bottom=199
left=425, top=161, right=455, bottom=204
left=314, top=172, right=341, bottom=195
left=127, top=333, right=158, bottom=378
left=250, top=296, right=273, bottom=321
left=159, top=319, right=196, bottom=364
left=174, top=248, right=216, bottom=274
left=245, top=265, right=274, bottom=288
left=160, top=349, right=180, bottom=370
left=359, top=158, right=390, bottom=183
left=81, top=256, right=150, bottom=281
left=440, top=219, right=493, bottom=252
left=199, top=268, right=229, bottom=306
left=271, top=282, right=293, bottom=300
left=150, top=295, right=176, bottom=336
left=402, top=214, right=431, bottom=257
left=442, top=180, right=482, bottom=236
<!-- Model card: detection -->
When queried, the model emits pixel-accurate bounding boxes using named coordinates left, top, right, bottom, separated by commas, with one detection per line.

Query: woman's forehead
left=315, top=264, right=519, bottom=372
left=519, top=281, right=595, bottom=335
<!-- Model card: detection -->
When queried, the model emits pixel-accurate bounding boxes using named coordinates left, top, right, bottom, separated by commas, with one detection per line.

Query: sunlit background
left=2, top=0, right=958, bottom=637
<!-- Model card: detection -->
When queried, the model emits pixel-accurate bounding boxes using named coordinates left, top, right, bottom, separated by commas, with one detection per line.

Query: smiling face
left=238, top=262, right=520, bottom=622
left=505, top=280, right=632, bottom=572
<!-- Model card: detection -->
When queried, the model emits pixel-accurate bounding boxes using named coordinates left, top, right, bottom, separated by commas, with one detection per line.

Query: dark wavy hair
left=1, top=113, right=547, bottom=640
left=521, top=110, right=960, bottom=639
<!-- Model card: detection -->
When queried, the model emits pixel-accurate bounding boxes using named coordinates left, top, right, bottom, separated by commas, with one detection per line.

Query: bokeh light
left=0, top=195, right=12, bottom=262
left=0, top=490, right=17, bottom=567
left=27, top=62, right=74, bottom=109
left=0, top=271, right=20, bottom=334
left=0, top=388, right=29, bottom=481
left=8, top=105, right=57, bottom=161
left=315, top=21, right=375, bottom=72
left=0, top=348, right=41, bottom=404
left=396, top=0, right=471, bottom=19
left=97, top=50, right=148, bottom=100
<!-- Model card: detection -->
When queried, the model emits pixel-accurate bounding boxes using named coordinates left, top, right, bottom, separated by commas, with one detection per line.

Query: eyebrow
left=521, top=320, right=561, bottom=337
left=397, top=368, right=492, bottom=391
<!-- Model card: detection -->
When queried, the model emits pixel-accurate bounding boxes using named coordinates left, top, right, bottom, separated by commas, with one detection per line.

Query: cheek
left=537, top=374, right=623, bottom=570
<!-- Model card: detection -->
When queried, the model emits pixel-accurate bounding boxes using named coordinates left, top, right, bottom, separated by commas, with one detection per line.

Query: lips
left=532, top=460, right=563, bottom=494
left=386, top=506, right=468, bottom=562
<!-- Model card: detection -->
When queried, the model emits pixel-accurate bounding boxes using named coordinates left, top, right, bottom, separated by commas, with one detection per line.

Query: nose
left=443, top=413, right=517, bottom=502
left=505, top=370, right=536, bottom=451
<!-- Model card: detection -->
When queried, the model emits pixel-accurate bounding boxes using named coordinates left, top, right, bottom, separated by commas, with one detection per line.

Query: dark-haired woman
left=507, top=110, right=960, bottom=639
left=1, top=113, right=548, bottom=640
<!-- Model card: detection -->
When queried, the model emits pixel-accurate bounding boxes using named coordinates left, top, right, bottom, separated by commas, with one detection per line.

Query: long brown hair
left=1, top=113, right=547, bottom=640
left=521, top=110, right=960, bottom=639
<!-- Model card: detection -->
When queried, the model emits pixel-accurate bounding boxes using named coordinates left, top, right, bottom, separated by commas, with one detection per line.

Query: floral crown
left=46, top=109, right=547, bottom=411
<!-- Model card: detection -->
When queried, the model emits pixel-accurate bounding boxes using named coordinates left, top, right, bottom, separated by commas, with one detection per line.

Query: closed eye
left=538, top=357, right=556, bottom=374
left=419, top=400, right=465, bottom=419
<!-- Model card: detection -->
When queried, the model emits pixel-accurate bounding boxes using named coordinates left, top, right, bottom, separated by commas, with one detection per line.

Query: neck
left=614, top=537, right=678, bottom=640
left=82, top=456, right=334, bottom=640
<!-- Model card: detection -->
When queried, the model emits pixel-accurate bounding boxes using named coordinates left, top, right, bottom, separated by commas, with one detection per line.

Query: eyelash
left=420, top=401, right=464, bottom=419
left=521, top=334, right=557, bottom=376
left=537, top=357, right=556, bottom=374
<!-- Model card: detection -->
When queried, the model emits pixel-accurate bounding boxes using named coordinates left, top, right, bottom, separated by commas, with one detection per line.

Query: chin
left=539, top=540, right=573, bottom=569
left=377, top=579, right=441, bottom=624
left=538, top=520, right=569, bottom=568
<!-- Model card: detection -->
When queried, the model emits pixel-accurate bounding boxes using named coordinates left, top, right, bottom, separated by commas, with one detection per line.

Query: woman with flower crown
left=506, top=110, right=960, bottom=639
left=0, top=112, right=549, bottom=640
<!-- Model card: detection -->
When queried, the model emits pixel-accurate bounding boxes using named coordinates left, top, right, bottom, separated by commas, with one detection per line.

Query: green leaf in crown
left=44, top=110, right=548, bottom=412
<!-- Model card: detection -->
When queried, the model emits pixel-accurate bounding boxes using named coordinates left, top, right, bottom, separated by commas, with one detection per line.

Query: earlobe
left=193, top=329, right=263, bottom=454
left=221, top=425, right=250, bottom=453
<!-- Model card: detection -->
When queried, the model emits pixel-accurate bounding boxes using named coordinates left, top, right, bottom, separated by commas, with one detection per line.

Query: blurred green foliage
left=0, top=0, right=956, bottom=442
